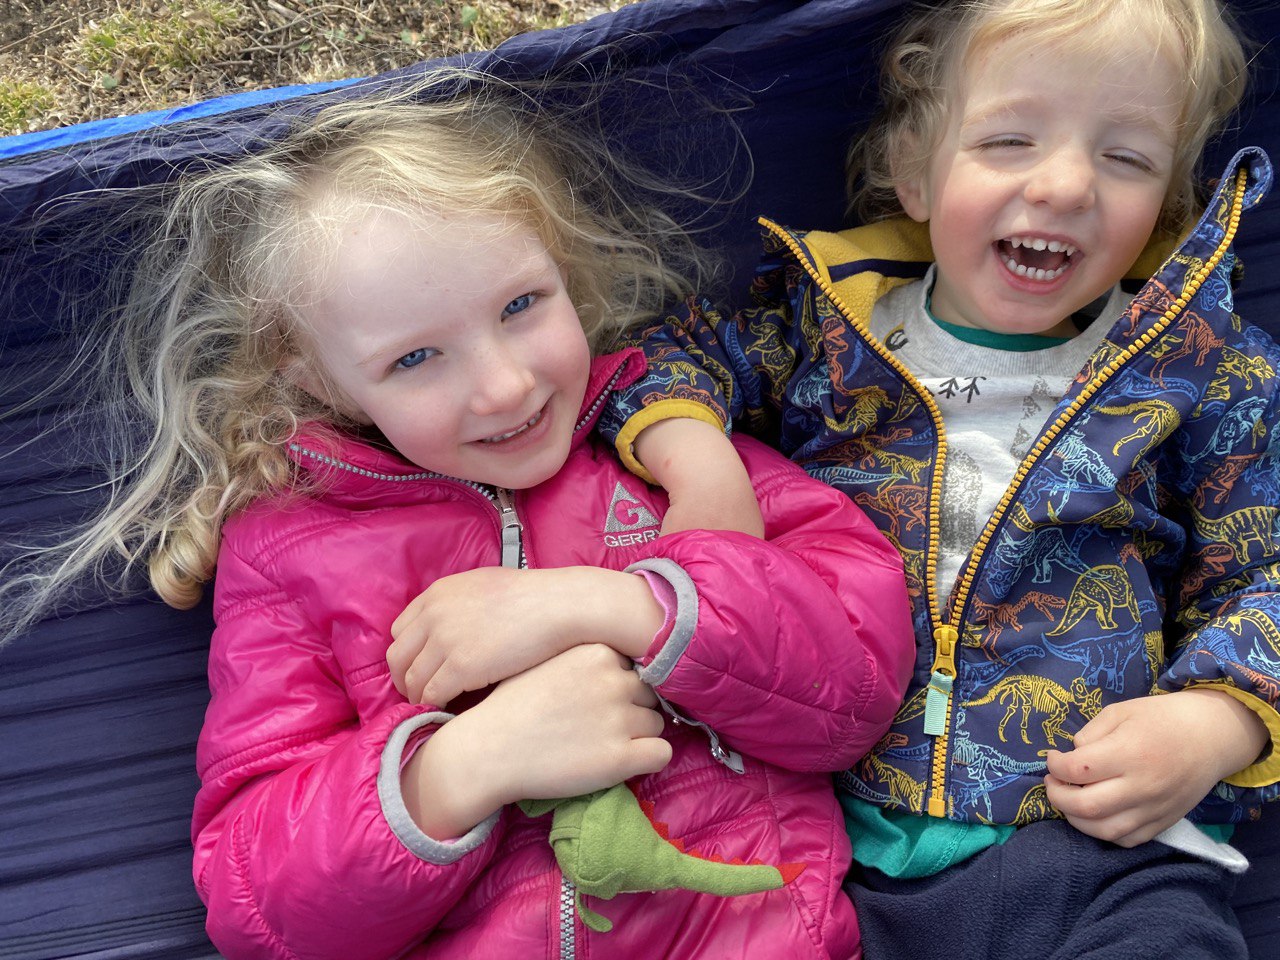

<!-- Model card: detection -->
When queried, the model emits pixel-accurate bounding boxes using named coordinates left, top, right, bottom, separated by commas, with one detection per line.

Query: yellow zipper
left=759, top=168, right=1248, bottom=818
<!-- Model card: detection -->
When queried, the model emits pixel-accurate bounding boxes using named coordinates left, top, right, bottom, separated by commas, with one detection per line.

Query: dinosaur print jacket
left=601, top=148, right=1280, bottom=827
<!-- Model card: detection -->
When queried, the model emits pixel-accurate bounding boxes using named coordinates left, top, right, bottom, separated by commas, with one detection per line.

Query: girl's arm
left=398, top=644, right=671, bottom=841
left=194, top=538, right=502, bottom=960
left=625, top=434, right=916, bottom=772
left=387, top=564, right=666, bottom=708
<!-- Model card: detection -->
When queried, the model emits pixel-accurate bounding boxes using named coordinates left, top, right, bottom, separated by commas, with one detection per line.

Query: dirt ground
left=0, top=0, right=628, bottom=134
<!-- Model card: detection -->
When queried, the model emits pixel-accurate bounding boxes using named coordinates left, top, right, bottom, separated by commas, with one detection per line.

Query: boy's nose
left=469, top=343, right=536, bottom=416
left=1024, top=149, right=1096, bottom=213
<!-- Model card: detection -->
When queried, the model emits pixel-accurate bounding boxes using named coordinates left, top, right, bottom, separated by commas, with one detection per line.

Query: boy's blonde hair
left=1, top=71, right=718, bottom=636
left=848, top=0, right=1249, bottom=231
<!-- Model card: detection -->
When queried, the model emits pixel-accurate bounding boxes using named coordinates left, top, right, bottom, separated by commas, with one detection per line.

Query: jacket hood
left=285, top=348, right=647, bottom=495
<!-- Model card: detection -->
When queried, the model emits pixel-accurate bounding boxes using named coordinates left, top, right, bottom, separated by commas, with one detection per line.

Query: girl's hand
left=401, top=644, right=672, bottom=839
left=1044, top=687, right=1268, bottom=846
left=388, top=567, right=664, bottom=708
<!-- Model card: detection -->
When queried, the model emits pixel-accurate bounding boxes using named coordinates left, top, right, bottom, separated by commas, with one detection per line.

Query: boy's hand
left=1044, top=687, right=1268, bottom=846
left=388, top=566, right=663, bottom=708
left=633, top=418, right=764, bottom=537
left=400, top=644, right=672, bottom=840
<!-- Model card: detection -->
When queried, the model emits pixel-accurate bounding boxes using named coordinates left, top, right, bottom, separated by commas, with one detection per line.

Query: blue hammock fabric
left=1, top=2, right=1278, bottom=958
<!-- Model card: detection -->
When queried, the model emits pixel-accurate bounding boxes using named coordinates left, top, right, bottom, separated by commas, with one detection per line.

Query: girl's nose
left=1024, top=149, right=1096, bottom=213
left=469, top=343, right=536, bottom=416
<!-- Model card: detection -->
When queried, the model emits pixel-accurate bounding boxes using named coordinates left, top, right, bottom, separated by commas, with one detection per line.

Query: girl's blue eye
left=396, top=348, right=435, bottom=369
left=503, top=294, right=534, bottom=317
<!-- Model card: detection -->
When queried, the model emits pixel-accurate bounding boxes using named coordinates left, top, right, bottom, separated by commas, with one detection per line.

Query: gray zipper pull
left=495, top=488, right=523, bottom=569
left=655, top=693, right=744, bottom=774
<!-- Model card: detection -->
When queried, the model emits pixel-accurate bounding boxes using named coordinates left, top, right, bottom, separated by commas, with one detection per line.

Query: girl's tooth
left=1032, top=238, right=1047, bottom=251
left=1046, top=240, right=1062, bottom=253
left=1016, top=263, right=1029, bottom=277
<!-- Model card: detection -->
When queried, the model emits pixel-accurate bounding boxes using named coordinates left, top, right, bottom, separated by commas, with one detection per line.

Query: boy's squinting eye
left=979, top=136, right=1031, bottom=149
left=395, top=347, right=437, bottom=370
left=503, top=294, right=534, bottom=317
left=1105, top=152, right=1155, bottom=174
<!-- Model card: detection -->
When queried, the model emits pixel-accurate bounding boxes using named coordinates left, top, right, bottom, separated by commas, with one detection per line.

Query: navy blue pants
left=847, top=821, right=1247, bottom=960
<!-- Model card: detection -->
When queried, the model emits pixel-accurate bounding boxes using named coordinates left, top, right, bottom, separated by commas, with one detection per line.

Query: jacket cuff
left=1194, top=683, right=1280, bottom=788
left=625, top=558, right=698, bottom=685
left=614, top=400, right=726, bottom=485
left=378, top=712, right=501, bottom=864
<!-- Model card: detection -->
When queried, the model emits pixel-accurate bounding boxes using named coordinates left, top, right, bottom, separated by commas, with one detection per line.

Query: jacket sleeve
left=599, top=290, right=811, bottom=482
left=627, top=435, right=914, bottom=772
left=1165, top=376, right=1280, bottom=804
left=192, top=533, right=505, bottom=960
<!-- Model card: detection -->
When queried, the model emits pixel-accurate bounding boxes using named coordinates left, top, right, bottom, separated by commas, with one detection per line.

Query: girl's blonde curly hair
left=1, top=69, right=721, bottom=640
left=848, top=0, right=1249, bottom=233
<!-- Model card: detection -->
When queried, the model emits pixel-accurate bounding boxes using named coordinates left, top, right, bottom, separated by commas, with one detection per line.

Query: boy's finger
left=1044, top=742, right=1115, bottom=785
left=1045, top=774, right=1120, bottom=822
left=1067, top=704, right=1124, bottom=748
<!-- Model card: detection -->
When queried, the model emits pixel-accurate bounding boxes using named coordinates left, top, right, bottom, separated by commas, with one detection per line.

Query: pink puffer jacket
left=192, top=349, right=914, bottom=960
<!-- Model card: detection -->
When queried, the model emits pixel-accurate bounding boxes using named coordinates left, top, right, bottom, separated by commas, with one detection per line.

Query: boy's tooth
left=1066, top=244, right=1076, bottom=257
left=1046, top=240, right=1062, bottom=253
left=1016, top=263, right=1029, bottom=277
left=1031, top=238, right=1047, bottom=251
left=1009, top=237, right=1023, bottom=248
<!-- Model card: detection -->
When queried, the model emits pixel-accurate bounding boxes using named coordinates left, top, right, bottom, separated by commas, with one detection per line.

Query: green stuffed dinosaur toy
left=519, top=783, right=804, bottom=933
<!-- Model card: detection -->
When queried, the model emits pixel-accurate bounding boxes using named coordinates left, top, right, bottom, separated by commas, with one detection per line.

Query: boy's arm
left=1047, top=386, right=1280, bottom=844
left=635, top=418, right=763, bottom=537
left=601, top=295, right=811, bottom=533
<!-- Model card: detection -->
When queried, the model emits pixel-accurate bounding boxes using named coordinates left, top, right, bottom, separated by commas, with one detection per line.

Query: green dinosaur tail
left=520, top=783, right=804, bottom=933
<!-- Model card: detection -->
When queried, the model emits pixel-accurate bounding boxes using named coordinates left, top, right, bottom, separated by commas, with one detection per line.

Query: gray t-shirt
left=867, top=266, right=1126, bottom=605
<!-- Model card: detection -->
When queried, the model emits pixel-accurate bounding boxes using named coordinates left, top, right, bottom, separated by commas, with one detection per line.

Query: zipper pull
left=655, top=693, right=744, bottom=773
left=923, top=624, right=958, bottom=737
left=495, top=488, right=523, bottom=569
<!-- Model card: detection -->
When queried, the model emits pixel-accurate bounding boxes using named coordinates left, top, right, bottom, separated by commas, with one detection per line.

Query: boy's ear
left=894, top=169, right=931, bottom=223
left=895, top=179, right=930, bottom=223
left=891, top=138, right=932, bottom=223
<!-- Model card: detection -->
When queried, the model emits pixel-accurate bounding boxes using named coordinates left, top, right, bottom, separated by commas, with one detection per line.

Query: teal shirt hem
left=843, top=797, right=1236, bottom=878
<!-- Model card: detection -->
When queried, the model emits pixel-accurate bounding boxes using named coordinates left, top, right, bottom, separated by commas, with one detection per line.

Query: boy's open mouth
left=996, top=236, right=1078, bottom=282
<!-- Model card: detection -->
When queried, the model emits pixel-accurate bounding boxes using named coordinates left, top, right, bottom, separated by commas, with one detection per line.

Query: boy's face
left=896, top=35, right=1181, bottom=337
left=292, top=209, right=592, bottom=490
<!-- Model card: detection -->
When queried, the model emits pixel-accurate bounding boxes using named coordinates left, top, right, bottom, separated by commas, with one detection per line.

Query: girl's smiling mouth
left=479, top=407, right=545, bottom=444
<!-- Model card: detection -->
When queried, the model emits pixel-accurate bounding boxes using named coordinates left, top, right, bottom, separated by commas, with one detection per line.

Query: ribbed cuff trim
left=615, top=401, right=726, bottom=485
left=625, top=557, right=698, bottom=686
left=378, top=712, right=500, bottom=864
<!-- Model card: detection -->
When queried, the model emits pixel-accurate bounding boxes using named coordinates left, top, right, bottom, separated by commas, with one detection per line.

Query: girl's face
left=293, top=208, right=592, bottom=490
left=896, top=33, right=1181, bottom=337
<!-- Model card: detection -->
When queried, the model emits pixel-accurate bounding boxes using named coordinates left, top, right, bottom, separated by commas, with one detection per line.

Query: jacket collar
left=286, top=348, right=647, bottom=492
left=776, top=217, right=1180, bottom=333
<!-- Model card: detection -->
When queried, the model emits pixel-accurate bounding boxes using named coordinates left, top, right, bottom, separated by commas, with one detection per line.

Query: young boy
left=598, top=0, right=1280, bottom=956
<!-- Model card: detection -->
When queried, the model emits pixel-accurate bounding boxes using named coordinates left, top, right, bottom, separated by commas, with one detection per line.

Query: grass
left=75, top=0, right=250, bottom=90
left=0, top=79, right=56, bottom=133
left=0, top=0, right=631, bottom=136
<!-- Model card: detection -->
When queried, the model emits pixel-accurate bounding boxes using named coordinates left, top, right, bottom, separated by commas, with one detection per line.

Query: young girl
left=5, top=76, right=915, bottom=958
left=596, top=0, right=1279, bottom=957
